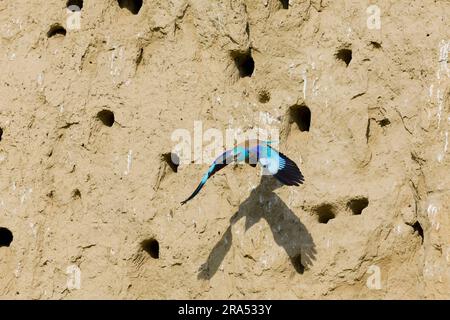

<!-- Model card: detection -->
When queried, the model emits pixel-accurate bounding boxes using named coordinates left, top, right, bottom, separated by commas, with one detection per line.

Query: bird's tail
left=180, top=151, right=233, bottom=205
left=180, top=174, right=208, bottom=205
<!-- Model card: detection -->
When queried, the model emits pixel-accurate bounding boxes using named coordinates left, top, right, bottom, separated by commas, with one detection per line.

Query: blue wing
left=258, top=146, right=304, bottom=186
left=273, top=151, right=304, bottom=186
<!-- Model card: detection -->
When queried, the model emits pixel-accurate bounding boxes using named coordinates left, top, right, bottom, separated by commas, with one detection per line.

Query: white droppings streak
left=29, top=222, right=37, bottom=238
left=326, top=239, right=332, bottom=249
left=444, top=131, right=449, bottom=153
left=436, top=88, right=443, bottom=128
left=14, top=263, right=22, bottom=278
left=124, top=150, right=132, bottom=175
left=20, top=188, right=33, bottom=205
left=429, top=41, right=450, bottom=163
left=427, top=203, right=440, bottom=231
left=37, top=73, right=44, bottom=90
left=314, top=77, right=320, bottom=96
left=288, top=189, right=298, bottom=206
left=110, top=46, right=124, bottom=81
left=437, top=40, right=449, bottom=80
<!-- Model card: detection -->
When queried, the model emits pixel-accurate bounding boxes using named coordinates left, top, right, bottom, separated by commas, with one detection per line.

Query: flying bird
left=181, top=140, right=304, bottom=205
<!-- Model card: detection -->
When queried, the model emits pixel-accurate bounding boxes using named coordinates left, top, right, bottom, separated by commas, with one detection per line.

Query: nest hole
left=67, top=0, right=83, bottom=11
left=0, top=127, right=3, bottom=141
left=47, top=24, right=67, bottom=38
left=290, top=105, right=311, bottom=132
left=232, top=51, right=254, bottom=78
left=97, top=110, right=115, bottom=127
left=118, top=0, right=143, bottom=15
left=347, top=197, right=369, bottom=215
left=163, top=153, right=180, bottom=173
left=335, top=48, right=352, bottom=66
left=141, top=238, right=159, bottom=259
left=280, top=0, right=289, bottom=9
left=0, top=227, right=13, bottom=247
left=315, top=204, right=336, bottom=224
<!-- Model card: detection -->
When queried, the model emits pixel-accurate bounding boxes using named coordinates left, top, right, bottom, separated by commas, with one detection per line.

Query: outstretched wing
left=181, top=149, right=238, bottom=205
left=259, top=147, right=304, bottom=186
left=273, top=152, right=304, bottom=186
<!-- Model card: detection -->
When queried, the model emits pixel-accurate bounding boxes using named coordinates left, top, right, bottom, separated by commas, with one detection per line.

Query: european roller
left=181, top=140, right=304, bottom=205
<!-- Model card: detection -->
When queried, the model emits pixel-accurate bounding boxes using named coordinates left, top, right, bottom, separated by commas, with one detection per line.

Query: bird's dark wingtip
left=275, top=152, right=305, bottom=186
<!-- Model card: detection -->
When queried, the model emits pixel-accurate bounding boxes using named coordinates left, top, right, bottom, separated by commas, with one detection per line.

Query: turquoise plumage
left=181, top=140, right=304, bottom=205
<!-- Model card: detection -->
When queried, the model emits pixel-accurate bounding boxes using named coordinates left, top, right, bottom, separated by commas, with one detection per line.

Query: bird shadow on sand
left=198, top=175, right=316, bottom=280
